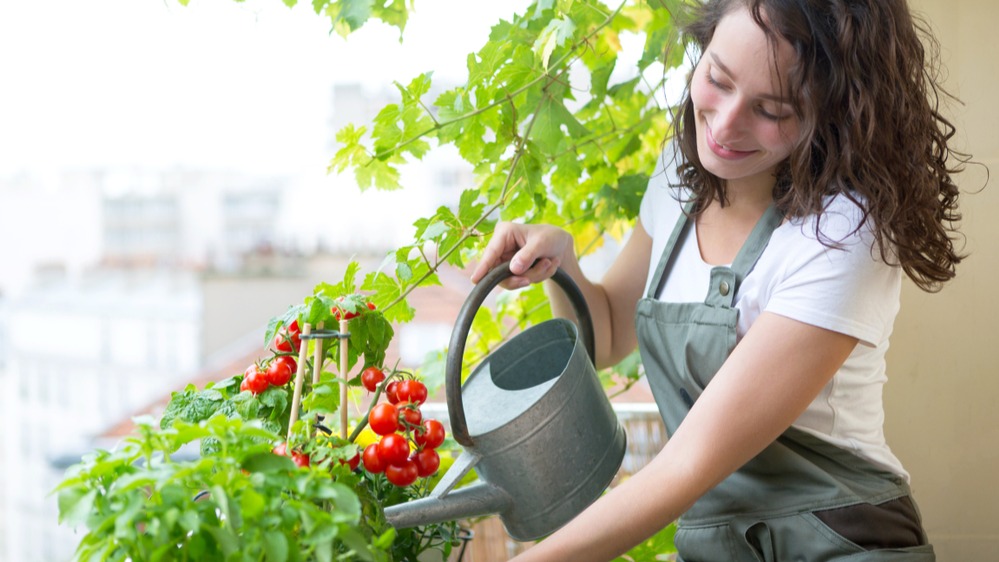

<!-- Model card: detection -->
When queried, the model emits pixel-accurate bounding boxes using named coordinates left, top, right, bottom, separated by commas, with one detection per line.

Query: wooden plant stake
left=288, top=322, right=312, bottom=442
left=339, top=318, right=349, bottom=439
left=311, top=321, right=325, bottom=386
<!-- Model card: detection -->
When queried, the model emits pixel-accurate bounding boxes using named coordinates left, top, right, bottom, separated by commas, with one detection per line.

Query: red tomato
left=414, top=419, right=446, bottom=450
left=369, top=403, right=399, bottom=435
left=340, top=452, right=360, bottom=471
left=272, top=320, right=302, bottom=353
left=385, top=381, right=401, bottom=404
left=273, top=442, right=309, bottom=469
left=397, top=380, right=428, bottom=406
left=412, top=448, right=440, bottom=477
left=377, top=434, right=410, bottom=467
left=385, top=459, right=419, bottom=487
left=366, top=302, right=377, bottom=311
left=400, top=406, right=422, bottom=429
left=361, top=366, right=385, bottom=392
left=362, top=443, right=386, bottom=474
left=265, top=355, right=296, bottom=386
left=291, top=451, right=310, bottom=468
left=241, top=365, right=269, bottom=395
left=332, top=297, right=359, bottom=321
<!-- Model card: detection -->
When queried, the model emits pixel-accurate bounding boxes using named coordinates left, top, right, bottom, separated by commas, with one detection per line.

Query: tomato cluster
left=240, top=321, right=301, bottom=395
left=361, top=369, right=445, bottom=487
left=271, top=319, right=302, bottom=354
left=272, top=441, right=311, bottom=468
left=333, top=299, right=377, bottom=322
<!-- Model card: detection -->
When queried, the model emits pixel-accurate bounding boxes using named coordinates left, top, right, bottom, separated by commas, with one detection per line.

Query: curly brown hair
left=671, top=0, right=968, bottom=292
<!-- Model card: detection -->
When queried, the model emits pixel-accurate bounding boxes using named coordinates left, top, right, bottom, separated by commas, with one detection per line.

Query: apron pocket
left=675, top=523, right=742, bottom=562
left=740, top=514, right=867, bottom=561
left=812, top=496, right=927, bottom=550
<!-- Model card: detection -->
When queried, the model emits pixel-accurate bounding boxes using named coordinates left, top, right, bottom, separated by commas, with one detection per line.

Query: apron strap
left=646, top=201, right=695, bottom=300
left=646, top=200, right=783, bottom=307
left=706, top=204, right=783, bottom=307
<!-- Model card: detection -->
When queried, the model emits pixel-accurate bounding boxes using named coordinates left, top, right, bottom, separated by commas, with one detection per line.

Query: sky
left=0, top=0, right=534, bottom=296
left=0, top=0, right=528, bottom=176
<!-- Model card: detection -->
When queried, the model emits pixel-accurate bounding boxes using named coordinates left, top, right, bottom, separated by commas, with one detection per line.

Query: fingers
left=470, top=222, right=523, bottom=283
left=501, top=257, right=560, bottom=289
left=471, top=222, right=567, bottom=287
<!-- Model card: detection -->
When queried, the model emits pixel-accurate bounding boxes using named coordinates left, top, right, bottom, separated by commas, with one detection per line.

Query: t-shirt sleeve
left=763, top=201, right=902, bottom=347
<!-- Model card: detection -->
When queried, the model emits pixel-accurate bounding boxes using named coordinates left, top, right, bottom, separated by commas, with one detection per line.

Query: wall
left=884, top=1, right=999, bottom=560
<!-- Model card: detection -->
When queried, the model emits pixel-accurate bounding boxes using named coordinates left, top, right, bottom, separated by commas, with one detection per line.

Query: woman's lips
left=706, top=125, right=755, bottom=160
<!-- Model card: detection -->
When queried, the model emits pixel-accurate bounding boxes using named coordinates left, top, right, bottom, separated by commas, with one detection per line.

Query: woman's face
left=690, top=5, right=801, bottom=193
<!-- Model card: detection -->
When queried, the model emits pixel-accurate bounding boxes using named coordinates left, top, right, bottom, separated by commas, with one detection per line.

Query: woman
left=470, top=0, right=965, bottom=560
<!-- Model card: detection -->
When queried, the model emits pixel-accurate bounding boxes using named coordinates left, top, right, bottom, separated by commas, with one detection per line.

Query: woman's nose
left=711, top=99, right=746, bottom=142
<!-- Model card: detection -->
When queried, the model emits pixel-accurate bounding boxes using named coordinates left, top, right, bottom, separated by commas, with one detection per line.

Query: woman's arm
left=511, top=312, right=859, bottom=561
left=470, top=221, right=653, bottom=369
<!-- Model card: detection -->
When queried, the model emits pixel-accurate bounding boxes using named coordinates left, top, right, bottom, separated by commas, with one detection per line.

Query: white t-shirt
left=639, top=166, right=908, bottom=480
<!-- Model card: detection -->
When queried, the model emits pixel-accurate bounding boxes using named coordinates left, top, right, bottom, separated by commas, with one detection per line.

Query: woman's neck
left=695, top=177, right=776, bottom=265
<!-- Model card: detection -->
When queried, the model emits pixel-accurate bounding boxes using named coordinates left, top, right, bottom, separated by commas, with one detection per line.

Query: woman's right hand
left=470, top=221, right=575, bottom=289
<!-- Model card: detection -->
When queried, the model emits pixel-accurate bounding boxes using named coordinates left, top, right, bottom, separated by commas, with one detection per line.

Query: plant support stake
left=288, top=322, right=312, bottom=441
left=340, top=318, right=349, bottom=439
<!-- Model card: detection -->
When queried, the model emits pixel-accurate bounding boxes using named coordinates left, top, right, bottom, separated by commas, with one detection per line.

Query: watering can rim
left=445, top=260, right=596, bottom=448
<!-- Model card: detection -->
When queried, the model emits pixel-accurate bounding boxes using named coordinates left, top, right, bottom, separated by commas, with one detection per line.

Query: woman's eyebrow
left=709, top=52, right=788, bottom=103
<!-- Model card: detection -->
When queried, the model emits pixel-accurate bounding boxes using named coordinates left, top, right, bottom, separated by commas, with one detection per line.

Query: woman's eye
left=756, top=106, right=792, bottom=122
left=756, top=107, right=781, bottom=121
left=706, top=71, right=727, bottom=90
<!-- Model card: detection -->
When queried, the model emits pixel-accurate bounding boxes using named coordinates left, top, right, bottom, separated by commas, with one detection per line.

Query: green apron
left=634, top=205, right=935, bottom=561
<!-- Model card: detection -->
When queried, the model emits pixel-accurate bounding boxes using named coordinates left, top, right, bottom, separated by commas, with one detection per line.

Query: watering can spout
left=383, top=481, right=512, bottom=529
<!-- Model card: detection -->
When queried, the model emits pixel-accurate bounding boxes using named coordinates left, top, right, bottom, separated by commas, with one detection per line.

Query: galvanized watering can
left=383, top=261, right=627, bottom=541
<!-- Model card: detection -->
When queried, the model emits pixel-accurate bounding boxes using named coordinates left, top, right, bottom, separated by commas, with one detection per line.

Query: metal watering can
left=384, top=262, right=627, bottom=541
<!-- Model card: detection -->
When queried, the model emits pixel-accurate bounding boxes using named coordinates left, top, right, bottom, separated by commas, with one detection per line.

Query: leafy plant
left=59, top=0, right=691, bottom=559
left=55, top=415, right=390, bottom=562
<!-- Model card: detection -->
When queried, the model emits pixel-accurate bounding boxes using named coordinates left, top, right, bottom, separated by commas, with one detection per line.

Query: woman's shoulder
left=784, top=191, right=875, bottom=247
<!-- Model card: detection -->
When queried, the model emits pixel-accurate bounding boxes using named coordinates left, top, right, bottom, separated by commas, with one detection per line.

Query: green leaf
left=263, top=530, right=289, bottom=562
left=530, top=95, right=589, bottom=155
left=240, top=488, right=266, bottom=520
left=329, top=124, right=369, bottom=175
left=302, top=382, right=341, bottom=414
left=532, top=17, right=576, bottom=70
left=329, top=0, right=374, bottom=35
left=242, top=452, right=297, bottom=473
left=57, top=487, right=97, bottom=526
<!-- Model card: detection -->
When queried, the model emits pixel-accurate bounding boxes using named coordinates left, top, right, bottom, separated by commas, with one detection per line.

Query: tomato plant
left=61, top=287, right=462, bottom=562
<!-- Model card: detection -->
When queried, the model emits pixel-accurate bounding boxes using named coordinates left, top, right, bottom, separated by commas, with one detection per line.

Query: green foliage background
left=311, top=0, right=692, bottom=395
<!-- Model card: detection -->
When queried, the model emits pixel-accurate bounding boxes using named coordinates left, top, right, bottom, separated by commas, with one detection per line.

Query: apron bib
left=634, top=204, right=934, bottom=561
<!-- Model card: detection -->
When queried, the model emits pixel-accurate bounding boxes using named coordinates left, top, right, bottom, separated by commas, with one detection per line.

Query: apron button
left=719, top=281, right=730, bottom=296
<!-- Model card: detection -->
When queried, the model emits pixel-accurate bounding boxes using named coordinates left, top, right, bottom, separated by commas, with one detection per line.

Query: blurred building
left=0, top=81, right=479, bottom=562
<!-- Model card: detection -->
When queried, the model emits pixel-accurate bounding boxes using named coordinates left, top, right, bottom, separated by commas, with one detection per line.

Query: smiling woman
left=469, top=0, right=968, bottom=560
left=688, top=9, right=801, bottom=199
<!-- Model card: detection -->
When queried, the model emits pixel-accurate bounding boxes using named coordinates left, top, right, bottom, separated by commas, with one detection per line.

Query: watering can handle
left=446, top=260, right=596, bottom=448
